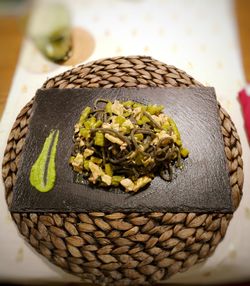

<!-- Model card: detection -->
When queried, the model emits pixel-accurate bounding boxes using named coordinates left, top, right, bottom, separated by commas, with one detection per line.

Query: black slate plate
left=11, top=87, right=233, bottom=213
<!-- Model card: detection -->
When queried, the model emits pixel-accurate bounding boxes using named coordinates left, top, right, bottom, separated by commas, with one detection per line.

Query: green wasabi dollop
left=29, top=129, right=59, bottom=192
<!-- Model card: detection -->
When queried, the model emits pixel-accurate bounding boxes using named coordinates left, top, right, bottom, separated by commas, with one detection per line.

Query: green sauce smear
left=29, top=129, right=59, bottom=192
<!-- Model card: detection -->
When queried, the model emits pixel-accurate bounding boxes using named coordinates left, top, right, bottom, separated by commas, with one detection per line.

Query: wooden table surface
left=235, top=0, right=250, bottom=83
left=0, top=16, right=24, bottom=118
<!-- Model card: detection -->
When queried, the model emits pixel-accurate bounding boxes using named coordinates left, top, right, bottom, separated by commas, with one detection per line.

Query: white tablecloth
left=0, top=0, right=249, bottom=283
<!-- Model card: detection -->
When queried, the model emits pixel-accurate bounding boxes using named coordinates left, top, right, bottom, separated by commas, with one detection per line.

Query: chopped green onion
left=147, top=104, right=164, bottom=115
left=94, top=131, right=105, bottom=146
left=123, top=100, right=134, bottom=107
left=169, top=118, right=181, bottom=139
left=80, top=106, right=91, bottom=124
left=84, top=116, right=96, bottom=129
left=115, top=115, right=126, bottom=125
left=105, top=101, right=112, bottom=114
left=133, top=102, right=143, bottom=108
left=79, top=128, right=90, bottom=139
left=137, top=115, right=150, bottom=125
left=134, top=133, right=144, bottom=141
left=105, top=163, right=113, bottom=176
left=180, top=147, right=189, bottom=158
left=94, top=120, right=103, bottom=128
left=111, top=176, right=124, bottom=186
left=83, top=160, right=90, bottom=171
left=90, top=156, right=103, bottom=165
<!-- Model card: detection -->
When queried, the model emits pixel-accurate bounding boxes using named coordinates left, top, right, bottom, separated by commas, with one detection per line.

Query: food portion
left=70, top=98, right=189, bottom=192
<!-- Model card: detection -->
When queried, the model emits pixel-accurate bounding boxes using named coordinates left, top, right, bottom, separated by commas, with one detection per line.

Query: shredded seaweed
left=69, top=99, right=189, bottom=192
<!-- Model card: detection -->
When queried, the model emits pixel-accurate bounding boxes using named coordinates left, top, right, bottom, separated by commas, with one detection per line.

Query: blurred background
left=0, top=0, right=250, bottom=285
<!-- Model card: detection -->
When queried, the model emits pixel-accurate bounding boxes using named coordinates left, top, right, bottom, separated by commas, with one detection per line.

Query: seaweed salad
left=70, top=98, right=189, bottom=192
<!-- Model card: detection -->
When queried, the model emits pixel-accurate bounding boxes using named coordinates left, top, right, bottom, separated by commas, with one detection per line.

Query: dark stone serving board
left=11, top=87, right=233, bottom=213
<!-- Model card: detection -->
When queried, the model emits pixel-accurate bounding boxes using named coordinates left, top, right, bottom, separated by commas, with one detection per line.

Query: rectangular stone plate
left=11, top=87, right=233, bottom=213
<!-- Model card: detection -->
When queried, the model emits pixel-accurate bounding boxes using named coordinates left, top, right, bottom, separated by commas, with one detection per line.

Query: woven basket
left=2, top=56, right=243, bottom=286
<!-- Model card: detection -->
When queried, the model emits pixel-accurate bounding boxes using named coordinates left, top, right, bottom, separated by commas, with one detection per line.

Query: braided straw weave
left=2, top=56, right=243, bottom=285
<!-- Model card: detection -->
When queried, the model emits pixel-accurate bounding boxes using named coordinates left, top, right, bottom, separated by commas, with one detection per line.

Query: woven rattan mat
left=2, top=56, right=243, bottom=286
